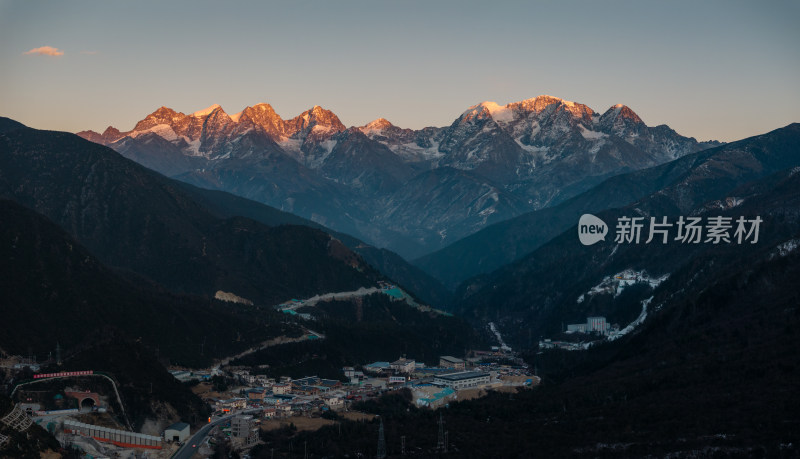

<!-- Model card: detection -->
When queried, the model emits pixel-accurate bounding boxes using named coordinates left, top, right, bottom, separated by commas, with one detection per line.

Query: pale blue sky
left=1, top=0, right=798, bottom=141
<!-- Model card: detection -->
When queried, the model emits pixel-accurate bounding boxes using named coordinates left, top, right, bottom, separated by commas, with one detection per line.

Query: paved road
left=173, top=409, right=260, bottom=459
left=280, top=286, right=381, bottom=311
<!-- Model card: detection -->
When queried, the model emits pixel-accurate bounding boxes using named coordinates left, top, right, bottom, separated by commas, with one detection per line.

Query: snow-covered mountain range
left=79, top=95, right=719, bottom=258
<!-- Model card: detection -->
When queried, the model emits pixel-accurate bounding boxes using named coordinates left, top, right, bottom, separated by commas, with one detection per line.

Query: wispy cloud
left=81, top=50, right=98, bottom=55
left=23, top=46, right=64, bottom=57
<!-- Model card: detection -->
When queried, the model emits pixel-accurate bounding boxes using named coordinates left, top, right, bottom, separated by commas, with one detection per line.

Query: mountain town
left=2, top=343, right=534, bottom=458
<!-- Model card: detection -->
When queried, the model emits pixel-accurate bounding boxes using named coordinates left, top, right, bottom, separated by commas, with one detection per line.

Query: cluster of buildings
left=198, top=352, right=532, bottom=419
left=169, top=369, right=213, bottom=383
left=353, top=354, right=530, bottom=408
left=539, top=315, right=627, bottom=351
left=111, top=350, right=533, bottom=456
left=12, top=349, right=532, bottom=457
left=566, top=316, right=613, bottom=335
left=207, top=373, right=348, bottom=419
left=355, top=356, right=466, bottom=380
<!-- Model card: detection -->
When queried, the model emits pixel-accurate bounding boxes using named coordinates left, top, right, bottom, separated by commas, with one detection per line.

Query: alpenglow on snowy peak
left=192, top=104, right=223, bottom=117
left=79, top=102, right=346, bottom=159
left=77, top=95, right=719, bottom=258
left=77, top=95, right=675, bottom=165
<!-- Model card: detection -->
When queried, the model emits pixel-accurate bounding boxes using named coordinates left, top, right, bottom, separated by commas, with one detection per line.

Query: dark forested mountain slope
left=456, top=159, right=800, bottom=348
left=174, top=181, right=452, bottom=307
left=0, top=199, right=295, bottom=366
left=418, top=123, right=800, bottom=289
left=0, top=120, right=382, bottom=305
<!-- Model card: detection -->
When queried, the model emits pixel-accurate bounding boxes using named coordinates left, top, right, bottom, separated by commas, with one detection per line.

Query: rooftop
left=166, top=422, right=190, bottom=431
left=435, top=371, right=488, bottom=382
left=365, top=361, right=391, bottom=368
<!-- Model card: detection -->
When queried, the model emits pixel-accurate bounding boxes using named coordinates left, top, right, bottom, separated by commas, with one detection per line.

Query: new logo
left=578, top=214, right=608, bottom=246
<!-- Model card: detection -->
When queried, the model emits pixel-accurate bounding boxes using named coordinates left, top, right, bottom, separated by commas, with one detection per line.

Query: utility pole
left=437, top=413, right=445, bottom=452
left=377, top=417, right=386, bottom=459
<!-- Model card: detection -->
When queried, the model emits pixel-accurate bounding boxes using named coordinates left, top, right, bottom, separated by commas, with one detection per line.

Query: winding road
left=173, top=409, right=261, bottom=459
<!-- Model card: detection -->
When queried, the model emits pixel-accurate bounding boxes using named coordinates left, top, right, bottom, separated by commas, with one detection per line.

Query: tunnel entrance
left=80, top=398, right=96, bottom=411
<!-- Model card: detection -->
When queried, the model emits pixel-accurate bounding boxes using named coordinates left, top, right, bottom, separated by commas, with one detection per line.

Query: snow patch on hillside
left=277, top=138, right=304, bottom=162
left=773, top=238, right=800, bottom=258
left=608, top=296, right=652, bottom=341
left=215, top=290, right=253, bottom=305
left=515, top=137, right=547, bottom=154
left=183, top=136, right=202, bottom=156
left=320, top=139, right=337, bottom=154
left=578, top=124, right=607, bottom=140
left=489, top=322, right=512, bottom=352
left=584, top=269, right=670, bottom=299
left=312, top=124, right=333, bottom=134
left=130, top=124, right=178, bottom=141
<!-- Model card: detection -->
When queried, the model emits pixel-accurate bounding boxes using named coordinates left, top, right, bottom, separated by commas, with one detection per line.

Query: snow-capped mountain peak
left=101, top=126, right=122, bottom=139
left=461, top=101, right=515, bottom=125
left=601, top=104, right=643, bottom=124
left=192, top=104, right=223, bottom=117
left=508, top=95, right=595, bottom=120
left=286, top=106, right=346, bottom=135
left=132, top=106, right=186, bottom=132
left=598, top=104, right=645, bottom=135
left=76, top=95, right=717, bottom=259
left=235, top=103, right=285, bottom=137
left=361, top=118, right=395, bottom=133
left=520, top=94, right=574, bottom=107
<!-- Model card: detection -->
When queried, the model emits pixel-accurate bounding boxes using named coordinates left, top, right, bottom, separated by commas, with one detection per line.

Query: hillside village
left=170, top=350, right=535, bottom=454
left=188, top=350, right=533, bottom=411
left=1, top=346, right=535, bottom=458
